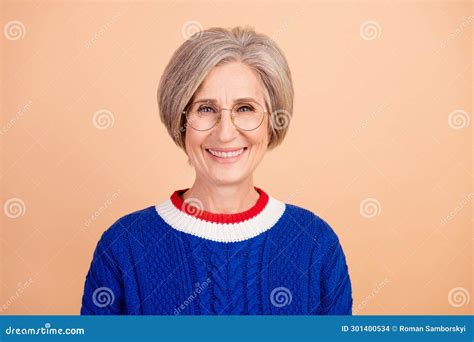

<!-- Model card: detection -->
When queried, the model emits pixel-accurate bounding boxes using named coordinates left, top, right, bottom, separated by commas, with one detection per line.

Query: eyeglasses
left=182, top=100, right=268, bottom=131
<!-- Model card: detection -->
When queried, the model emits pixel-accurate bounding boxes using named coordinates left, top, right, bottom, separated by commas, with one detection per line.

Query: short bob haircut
left=157, top=25, right=294, bottom=152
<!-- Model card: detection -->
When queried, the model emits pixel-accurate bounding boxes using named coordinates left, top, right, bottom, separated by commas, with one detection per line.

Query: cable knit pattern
left=80, top=188, right=353, bottom=315
left=227, top=242, right=246, bottom=314
left=246, top=235, right=267, bottom=314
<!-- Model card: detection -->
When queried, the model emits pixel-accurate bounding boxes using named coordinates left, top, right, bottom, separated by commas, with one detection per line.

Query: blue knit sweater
left=80, top=187, right=352, bottom=315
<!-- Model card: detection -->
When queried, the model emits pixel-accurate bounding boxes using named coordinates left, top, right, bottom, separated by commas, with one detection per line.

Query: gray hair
left=157, top=25, right=294, bottom=151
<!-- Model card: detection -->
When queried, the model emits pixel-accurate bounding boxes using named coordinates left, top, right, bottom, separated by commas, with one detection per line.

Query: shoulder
left=283, top=203, right=341, bottom=245
left=282, top=204, right=350, bottom=277
left=97, top=205, right=159, bottom=247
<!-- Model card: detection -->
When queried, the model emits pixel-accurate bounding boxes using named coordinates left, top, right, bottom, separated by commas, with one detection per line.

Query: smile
left=205, top=147, right=248, bottom=162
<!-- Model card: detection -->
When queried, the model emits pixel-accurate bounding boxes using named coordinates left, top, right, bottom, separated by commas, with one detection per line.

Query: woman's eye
left=237, top=105, right=254, bottom=112
left=198, top=106, right=215, bottom=113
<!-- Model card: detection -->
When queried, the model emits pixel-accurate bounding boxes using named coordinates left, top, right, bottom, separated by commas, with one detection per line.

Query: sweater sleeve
left=317, top=220, right=353, bottom=315
left=80, top=226, right=125, bottom=315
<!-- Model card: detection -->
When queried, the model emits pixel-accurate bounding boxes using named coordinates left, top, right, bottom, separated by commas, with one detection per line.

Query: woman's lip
left=205, top=147, right=247, bottom=152
left=205, top=147, right=248, bottom=163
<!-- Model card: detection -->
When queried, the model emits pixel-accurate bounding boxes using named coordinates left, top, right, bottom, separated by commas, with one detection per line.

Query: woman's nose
left=213, top=108, right=238, bottom=140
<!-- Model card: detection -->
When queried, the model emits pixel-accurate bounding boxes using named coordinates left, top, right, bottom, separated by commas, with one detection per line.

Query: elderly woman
left=81, top=26, right=352, bottom=315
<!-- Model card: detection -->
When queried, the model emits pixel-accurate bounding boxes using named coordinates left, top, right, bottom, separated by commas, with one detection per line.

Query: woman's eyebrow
left=193, top=97, right=259, bottom=104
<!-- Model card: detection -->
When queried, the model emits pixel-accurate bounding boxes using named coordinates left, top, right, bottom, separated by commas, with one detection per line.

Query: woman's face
left=185, top=62, right=269, bottom=186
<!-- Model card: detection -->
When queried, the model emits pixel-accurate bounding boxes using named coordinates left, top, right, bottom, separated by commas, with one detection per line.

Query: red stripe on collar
left=170, top=187, right=269, bottom=224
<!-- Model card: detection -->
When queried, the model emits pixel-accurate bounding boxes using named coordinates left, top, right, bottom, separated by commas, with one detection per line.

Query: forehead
left=193, top=62, right=265, bottom=103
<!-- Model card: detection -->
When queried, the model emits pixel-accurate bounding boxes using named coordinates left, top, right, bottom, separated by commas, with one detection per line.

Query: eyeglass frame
left=182, top=100, right=269, bottom=131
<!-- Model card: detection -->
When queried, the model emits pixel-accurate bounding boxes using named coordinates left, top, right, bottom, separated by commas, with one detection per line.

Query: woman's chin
left=207, top=172, right=247, bottom=186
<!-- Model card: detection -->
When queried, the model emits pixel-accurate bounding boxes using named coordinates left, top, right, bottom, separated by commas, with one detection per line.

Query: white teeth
left=207, top=148, right=245, bottom=158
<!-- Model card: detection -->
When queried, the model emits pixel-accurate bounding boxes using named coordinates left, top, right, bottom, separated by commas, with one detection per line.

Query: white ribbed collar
left=154, top=195, right=286, bottom=243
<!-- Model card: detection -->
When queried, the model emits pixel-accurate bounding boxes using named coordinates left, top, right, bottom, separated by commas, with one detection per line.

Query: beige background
left=1, top=0, right=472, bottom=315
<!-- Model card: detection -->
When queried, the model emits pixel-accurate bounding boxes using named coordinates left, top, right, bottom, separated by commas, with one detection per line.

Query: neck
left=182, top=177, right=259, bottom=214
